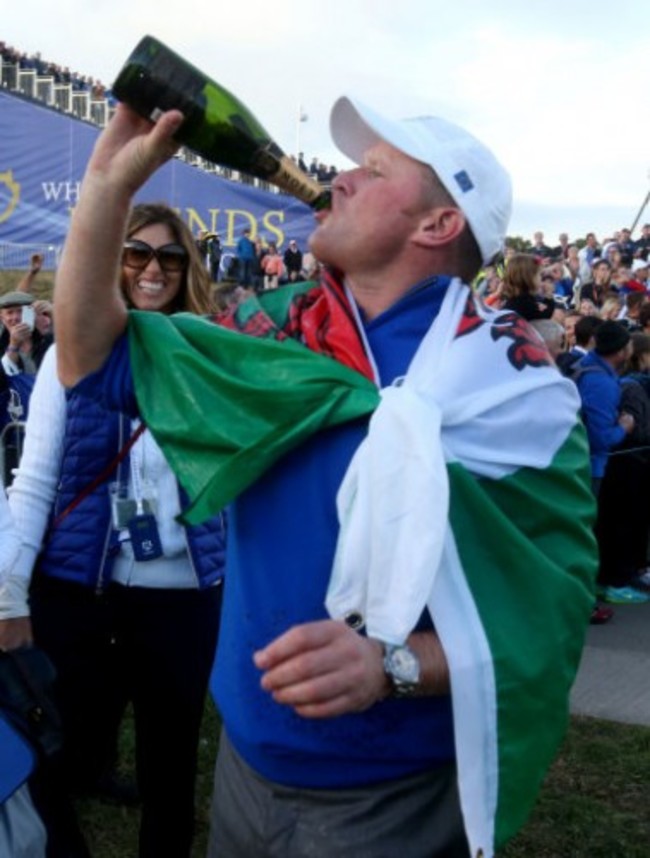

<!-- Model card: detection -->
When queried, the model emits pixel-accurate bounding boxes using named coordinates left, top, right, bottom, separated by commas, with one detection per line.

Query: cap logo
left=454, top=170, right=474, bottom=193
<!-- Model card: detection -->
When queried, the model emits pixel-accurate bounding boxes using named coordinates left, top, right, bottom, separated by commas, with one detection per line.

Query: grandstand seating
left=1, top=52, right=113, bottom=127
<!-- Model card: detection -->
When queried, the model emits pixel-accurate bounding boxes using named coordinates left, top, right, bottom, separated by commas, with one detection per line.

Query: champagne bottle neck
left=268, top=155, right=331, bottom=209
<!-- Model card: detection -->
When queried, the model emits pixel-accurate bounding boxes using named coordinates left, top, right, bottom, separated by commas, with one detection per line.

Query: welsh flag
left=326, top=279, right=597, bottom=855
left=128, top=275, right=597, bottom=857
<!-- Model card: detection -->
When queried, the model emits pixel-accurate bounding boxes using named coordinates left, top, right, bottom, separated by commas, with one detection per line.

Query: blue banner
left=0, top=90, right=318, bottom=265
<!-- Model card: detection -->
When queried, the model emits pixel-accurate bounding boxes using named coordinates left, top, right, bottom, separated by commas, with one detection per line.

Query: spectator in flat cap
left=0, top=291, right=53, bottom=377
left=0, top=292, right=33, bottom=308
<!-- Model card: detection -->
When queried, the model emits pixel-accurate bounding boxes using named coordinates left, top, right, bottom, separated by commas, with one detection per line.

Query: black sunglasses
left=122, top=240, right=188, bottom=273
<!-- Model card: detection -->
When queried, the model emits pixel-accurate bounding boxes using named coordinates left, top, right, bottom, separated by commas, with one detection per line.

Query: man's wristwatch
left=381, top=642, right=421, bottom=698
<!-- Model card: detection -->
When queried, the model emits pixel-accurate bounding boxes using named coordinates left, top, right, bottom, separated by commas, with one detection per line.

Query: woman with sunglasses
left=0, top=203, right=226, bottom=858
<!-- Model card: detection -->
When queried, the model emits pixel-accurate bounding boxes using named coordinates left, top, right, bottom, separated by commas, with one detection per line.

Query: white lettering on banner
left=41, top=182, right=81, bottom=203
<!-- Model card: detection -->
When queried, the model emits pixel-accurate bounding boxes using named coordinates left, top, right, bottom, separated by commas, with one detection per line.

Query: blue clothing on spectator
left=36, top=391, right=225, bottom=590
left=0, top=713, right=34, bottom=803
left=574, top=350, right=626, bottom=478
left=235, top=235, right=256, bottom=261
left=236, top=235, right=256, bottom=286
left=553, top=278, right=574, bottom=301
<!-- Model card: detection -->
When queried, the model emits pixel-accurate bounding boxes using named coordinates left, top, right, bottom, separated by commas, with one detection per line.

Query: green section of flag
left=448, top=424, right=597, bottom=846
left=128, top=310, right=380, bottom=524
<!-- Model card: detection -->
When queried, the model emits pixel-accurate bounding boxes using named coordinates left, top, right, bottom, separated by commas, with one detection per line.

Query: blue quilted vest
left=36, top=390, right=225, bottom=590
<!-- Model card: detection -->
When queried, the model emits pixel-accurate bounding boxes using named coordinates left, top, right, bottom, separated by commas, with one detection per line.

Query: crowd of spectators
left=479, top=226, right=650, bottom=312
left=292, top=153, right=339, bottom=184
left=201, top=230, right=320, bottom=304
left=479, top=226, right=650, bottom=621
left=0, top=40, right=114, bottom=103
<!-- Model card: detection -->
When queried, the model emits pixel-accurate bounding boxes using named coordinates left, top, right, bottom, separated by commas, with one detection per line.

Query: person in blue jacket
left=574, top=320, right=636, bottom=493
left=235, top=227, right=256, bottom=287
left=0, top=204, right=226, bottom=858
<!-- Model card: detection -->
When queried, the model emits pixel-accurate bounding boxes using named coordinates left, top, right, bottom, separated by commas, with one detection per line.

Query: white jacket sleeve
left=0, top=346, right=66, bottom=618
left=0, top=489, right=20, bottom=587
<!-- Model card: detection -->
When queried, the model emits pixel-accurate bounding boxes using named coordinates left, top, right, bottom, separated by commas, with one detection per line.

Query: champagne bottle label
left=265, top=155, right=323, bottom=205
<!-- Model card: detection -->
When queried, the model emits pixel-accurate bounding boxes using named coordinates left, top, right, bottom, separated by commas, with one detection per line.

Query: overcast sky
left=3, top=0, right=649, bottom=243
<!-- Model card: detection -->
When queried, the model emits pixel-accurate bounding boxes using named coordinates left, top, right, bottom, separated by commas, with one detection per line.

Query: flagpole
left=296, top=103, right=303, bottom=157
left=630, top=183, right=650, bottom=234
left=296, top=104, right=308, bottom=160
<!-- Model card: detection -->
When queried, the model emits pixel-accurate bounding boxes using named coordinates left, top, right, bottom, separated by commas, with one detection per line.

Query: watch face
left=385, top=645, right=420, bottom=684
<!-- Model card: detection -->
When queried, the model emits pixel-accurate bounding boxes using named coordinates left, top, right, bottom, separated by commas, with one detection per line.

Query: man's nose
left=331, top=168, right=360, bottom=195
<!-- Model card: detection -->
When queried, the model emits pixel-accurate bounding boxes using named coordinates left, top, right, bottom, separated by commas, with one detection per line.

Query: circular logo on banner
left=0, top=170, right=21, bottom=223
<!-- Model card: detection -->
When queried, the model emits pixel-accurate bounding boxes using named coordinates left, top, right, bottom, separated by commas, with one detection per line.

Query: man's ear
left=412, top=207, right=466, bottom=250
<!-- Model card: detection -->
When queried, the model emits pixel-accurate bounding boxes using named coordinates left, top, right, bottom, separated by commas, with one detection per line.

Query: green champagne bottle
left=112, top=35, right=330, bottom=211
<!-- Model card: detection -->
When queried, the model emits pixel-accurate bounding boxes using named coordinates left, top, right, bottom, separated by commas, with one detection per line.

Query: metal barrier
left=0, top=390, right=26, bottom=487
left=90, top=99, right=108, bottom=127
left=36, top=75, right=55, bottom=106
left=0, top=242, right=61, bottom=272
left=17, top=68, right=36, bottom=99
left=1, top=59, right=18, bottom=89
left=72, top=90, right=90, bottom=121
left=54, top=82, right=72, bottom=113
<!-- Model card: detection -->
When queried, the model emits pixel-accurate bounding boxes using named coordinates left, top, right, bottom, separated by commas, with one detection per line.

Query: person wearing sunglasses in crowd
left=0, top=203, right=227, bottom=858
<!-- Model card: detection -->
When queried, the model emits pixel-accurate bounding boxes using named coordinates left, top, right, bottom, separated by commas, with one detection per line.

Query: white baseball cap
left=330, top=96, right=512, bottom=265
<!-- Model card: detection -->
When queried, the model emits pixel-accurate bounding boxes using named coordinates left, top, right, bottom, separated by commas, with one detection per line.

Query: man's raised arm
left=54, top=104, right=184, bottom=387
